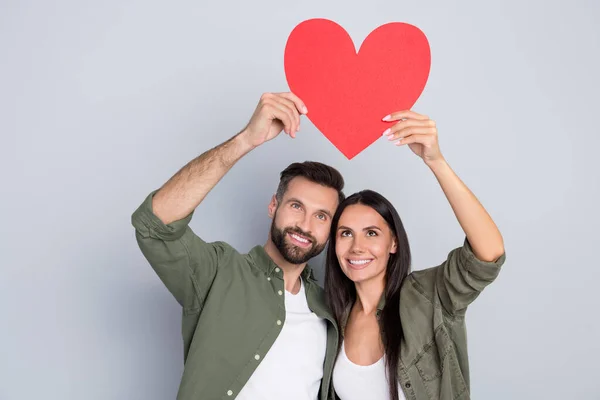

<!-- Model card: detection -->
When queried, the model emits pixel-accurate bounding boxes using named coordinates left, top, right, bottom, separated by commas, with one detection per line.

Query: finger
left=386, top=127, right=437, bottom=141
left=396, top=133, right=436, bottom=146
left=262, top=101, right=293, bottom=136
left=278, top=92, right=308, bottom=115
left=258, top=93, right=292, bottom=136
left=382, top=119, right=435, bottom=136
left=274, top=96, right=301, bottom=133
left=264, top=99, right=295, bottom=133
left=382, top=110, right=429, bottom=121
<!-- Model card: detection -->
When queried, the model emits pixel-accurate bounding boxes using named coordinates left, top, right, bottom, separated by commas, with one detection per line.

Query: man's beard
left=270, top=220, right=326, bottom=265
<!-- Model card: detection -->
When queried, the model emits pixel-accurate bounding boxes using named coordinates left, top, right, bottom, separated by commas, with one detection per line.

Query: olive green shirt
left=339, top=239, right=506, bottom=400
left=131, top=191, right=339, bottom=400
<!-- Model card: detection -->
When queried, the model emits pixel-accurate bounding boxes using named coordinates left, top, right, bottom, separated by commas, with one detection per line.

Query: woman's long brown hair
left=325, top=190, right=411, bottom=400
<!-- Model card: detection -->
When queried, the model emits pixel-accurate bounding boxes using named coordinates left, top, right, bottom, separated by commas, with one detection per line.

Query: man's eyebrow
left=286, top=198, right=304, bottom=206
left=318, top=209, right=333, bottom=218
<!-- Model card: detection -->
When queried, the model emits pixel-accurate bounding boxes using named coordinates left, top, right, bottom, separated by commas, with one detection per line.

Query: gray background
left=2, top=0, right=599, bottom=399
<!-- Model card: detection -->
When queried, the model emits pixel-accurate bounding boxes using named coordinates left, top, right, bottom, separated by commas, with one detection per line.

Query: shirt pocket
left=414, top=327, right=469, bottom=400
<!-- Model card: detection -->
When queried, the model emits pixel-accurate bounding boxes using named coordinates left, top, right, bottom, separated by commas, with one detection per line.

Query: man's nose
left=296, top=211, right=313, bottom=231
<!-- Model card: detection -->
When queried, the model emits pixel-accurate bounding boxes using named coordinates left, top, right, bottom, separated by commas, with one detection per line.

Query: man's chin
left=281, top=245, right=314, bottom=265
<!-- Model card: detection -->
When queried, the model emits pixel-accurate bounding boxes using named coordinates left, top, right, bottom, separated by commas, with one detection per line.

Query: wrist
left=425, top=156, right=448, bottom=171
left=235, top=128, right=260, bottom=153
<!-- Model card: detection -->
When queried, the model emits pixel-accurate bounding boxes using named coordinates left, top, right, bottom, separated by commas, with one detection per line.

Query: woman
left=325, top=110, right=506, bottom=400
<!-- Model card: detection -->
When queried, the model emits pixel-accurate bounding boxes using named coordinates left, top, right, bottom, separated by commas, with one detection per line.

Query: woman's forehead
left=339, top=204, right=385, bottom=227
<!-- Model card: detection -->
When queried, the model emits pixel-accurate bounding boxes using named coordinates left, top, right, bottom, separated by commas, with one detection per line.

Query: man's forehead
left=283, top=177, right=339, bottom=210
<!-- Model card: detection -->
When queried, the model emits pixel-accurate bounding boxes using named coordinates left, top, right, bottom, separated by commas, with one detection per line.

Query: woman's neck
left=353, top=276, right=385, bottom=315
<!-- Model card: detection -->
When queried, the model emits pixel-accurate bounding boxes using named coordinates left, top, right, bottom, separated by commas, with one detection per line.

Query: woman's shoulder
left=400, top=266, right=440, bottom=314
left=402, top=266, right=440, bottom=305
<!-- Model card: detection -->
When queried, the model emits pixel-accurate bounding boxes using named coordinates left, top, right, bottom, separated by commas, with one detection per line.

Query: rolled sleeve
left=131, top=190, right=194, bottom=241
left=436, top=238, right=506, bottom=316
left=131, top=190, right=224, bottom=310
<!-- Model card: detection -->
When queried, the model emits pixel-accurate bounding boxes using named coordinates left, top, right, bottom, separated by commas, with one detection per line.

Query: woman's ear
left=390, top=238, right=398, bottom=254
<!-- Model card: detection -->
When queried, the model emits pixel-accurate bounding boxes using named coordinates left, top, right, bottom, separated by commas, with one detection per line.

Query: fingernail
left=302, top=106, right=308, bottom=114
left=382, top=115, right=391, bottom=121
left=382, top=128, right=391, bottom=136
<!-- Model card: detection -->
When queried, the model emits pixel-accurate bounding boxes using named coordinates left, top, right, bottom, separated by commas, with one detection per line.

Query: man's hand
left=151, top=91, right=307, bottom=225
left=239, top=92, right=308, bottom=149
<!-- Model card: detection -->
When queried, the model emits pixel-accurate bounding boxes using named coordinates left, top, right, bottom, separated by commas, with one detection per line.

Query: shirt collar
left=376, top=292, right=386, bottom=315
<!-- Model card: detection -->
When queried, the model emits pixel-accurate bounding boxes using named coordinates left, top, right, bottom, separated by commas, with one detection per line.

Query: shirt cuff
left=461, top=237, right=506, bottom=280
left=131, top=190, right=195, bottom=241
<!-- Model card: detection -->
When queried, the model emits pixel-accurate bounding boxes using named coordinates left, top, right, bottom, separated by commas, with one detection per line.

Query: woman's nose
left=350, top=237, right=365, bottom=253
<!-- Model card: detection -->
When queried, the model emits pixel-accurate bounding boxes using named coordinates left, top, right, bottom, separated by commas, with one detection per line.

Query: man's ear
left=390, top=238, right=398, bottom=254
left=268, top=195, right=278, bottom=219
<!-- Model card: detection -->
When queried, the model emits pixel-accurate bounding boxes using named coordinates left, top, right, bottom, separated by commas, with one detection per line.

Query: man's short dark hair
left=276, top=161, right=345, bottom=205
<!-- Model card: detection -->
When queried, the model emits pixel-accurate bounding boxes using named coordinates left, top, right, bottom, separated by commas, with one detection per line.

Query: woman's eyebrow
left=362, top=226, right=382, bottom=231
left=337, top=225, right=382, bottom=231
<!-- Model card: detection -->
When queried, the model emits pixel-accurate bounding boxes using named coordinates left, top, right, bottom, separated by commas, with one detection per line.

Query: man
left=131, top=92, right=345, bottom=400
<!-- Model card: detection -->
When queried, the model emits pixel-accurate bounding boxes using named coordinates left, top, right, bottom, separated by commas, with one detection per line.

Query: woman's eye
left=340, top=230, right=352, bottom=237
left=367, top=230, right=377, bottom=237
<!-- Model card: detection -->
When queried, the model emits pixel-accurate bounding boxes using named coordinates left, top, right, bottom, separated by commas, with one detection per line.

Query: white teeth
left=291, top=233, right=309, bottom=243
left=349, top=259, right=372, bottom=265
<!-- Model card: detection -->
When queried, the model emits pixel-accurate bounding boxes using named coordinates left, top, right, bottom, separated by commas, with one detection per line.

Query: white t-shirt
left=332, top=340, right=407, bottom=400
left=236, top=279, right=328, bottom=400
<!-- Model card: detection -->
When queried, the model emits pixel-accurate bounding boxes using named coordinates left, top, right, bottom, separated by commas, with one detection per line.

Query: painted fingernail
left=382, top=128, right=391, bottom=136
left=382, top=115, right=391, bottom=121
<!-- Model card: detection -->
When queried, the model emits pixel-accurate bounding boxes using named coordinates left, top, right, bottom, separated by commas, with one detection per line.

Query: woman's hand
left=382, top=110, right=443, bottom=164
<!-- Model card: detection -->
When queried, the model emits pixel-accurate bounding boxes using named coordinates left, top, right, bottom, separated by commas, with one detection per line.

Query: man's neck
left=263, top=240, right=305, bottom=295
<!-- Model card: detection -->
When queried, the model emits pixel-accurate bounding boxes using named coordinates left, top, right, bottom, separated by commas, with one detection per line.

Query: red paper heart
left=284, top=19, right=431, bottom=159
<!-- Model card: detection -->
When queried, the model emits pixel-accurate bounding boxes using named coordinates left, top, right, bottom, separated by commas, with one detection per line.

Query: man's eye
left=291, top=203, right=301, bottom=209
left=317, top=214, right=327, bottom=221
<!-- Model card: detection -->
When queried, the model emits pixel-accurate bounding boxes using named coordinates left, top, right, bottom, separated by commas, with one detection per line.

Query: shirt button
left=267, top=277, right=271, bottom=281
left=254, top=354, right=260, bottom=360
left=275, top=267, right=280, bottom=273
left=277, top=320, right=282, bottom=325
left=278, top=290, right=283, bottom=296
left=227, top=390, right=233, bottom=396
left=405, top=383, right=411, bottom=389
